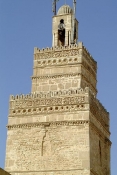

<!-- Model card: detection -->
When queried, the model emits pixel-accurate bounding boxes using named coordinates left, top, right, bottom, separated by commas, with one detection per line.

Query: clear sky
left=0, top=0, right=117, bottom=174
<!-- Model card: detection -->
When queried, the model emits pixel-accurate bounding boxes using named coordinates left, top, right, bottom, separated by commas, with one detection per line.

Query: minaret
left=5, top=2, right=111, bottom=175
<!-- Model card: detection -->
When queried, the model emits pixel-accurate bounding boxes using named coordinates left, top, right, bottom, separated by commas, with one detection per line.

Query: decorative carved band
left=34, top=42, right=96, bottom=70
left=10, top=87, right=89, bottom=100
left=9, top=88, right=90, bottom=115
left=32, top=72, right=81, bottom=79
left=7, top=120, right=89, bottom=130
left=10, top=104, right=88, bottom=116
left=10, top=96, right=87, bottom=108
left=34, top=43, right=82, bottom=61
left=35, top=57, right=81, bottom=68
left=34, top=52, right=96, bottom=82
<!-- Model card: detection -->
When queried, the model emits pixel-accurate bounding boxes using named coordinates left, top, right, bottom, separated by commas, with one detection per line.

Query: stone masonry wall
left=5, top=122, right=89, bottom=174
left=90, top=96, right=111, bottom=175
left=90, top=126, right=111, bottom=175
left=5, top=87, right=111, bottom=175
left=6, top=88, right=90, bottom=175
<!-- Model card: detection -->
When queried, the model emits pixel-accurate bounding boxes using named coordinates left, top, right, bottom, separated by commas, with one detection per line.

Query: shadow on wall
left=0, top=168, right=11, bottom=175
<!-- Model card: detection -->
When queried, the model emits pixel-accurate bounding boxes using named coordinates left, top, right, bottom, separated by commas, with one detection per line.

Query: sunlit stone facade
left=5, top=4, right=111, bottom=175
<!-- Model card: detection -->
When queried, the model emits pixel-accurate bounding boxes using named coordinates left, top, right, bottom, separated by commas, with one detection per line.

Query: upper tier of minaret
left=31, top=3, right=97, bottom=96
left=52, top=4, right=78, bottom=47
left=32, top=42, right=97, bottom=96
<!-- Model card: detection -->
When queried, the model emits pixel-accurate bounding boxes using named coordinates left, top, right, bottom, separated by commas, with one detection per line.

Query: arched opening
left=58, top=19, right=65, bottom=46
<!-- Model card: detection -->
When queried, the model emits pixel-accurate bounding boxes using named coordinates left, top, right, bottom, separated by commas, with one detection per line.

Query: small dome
left=57, top=5, right=72, bottom=15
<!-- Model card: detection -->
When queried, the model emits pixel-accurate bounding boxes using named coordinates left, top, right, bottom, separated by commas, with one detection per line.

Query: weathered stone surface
left=5, top=124, right=89, bottom=172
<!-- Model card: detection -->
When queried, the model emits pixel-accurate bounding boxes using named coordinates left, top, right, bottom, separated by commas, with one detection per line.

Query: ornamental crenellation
left=33, top=42, right=96, bottom=72
left=8, top=87, right=109, bottom=131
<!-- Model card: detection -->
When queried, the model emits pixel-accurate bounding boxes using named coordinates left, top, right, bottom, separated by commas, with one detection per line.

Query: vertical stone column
left=54, top=31, right=58, bottom=47
left=65, top=29, right=68, bottom=46
left=52, top=33, right=55, bottom=47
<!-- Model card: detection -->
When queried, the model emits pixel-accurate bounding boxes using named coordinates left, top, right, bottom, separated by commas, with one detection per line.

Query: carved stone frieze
left=35, top=56, right=81, bottom=68
left=10, top=88, right=89, bottom=100
left=10, top=96, right=87, bottom=109
left=9, top=88, right=89, bottom=116
left=34, top=47, right=82, bottom=60
left=32, top=72, right=81, bottom=79
left=35, top=49, right=80, bottom=60
left=7, top=120, right=89, bottom=129
left=10, top=104, right=88, bottom=116
left=34, top=43, right=96, bottom=65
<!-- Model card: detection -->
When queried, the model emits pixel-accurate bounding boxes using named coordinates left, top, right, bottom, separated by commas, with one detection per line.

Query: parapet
left=33, top=42, right=97, bottom=72
left=34, top=42, right=83, bottom=54
left=8, top=87, right=109, bottom=131
left=9, top=88, right=90, bottom=119
left=9, top=87, right=108, bottom=118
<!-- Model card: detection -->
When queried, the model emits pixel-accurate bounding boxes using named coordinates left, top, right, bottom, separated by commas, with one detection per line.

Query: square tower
left=5, top=3, right=111, bottom=175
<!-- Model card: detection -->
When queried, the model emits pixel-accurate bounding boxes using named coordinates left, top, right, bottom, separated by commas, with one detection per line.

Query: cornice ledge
left=31, top=72, right=81, bottom=79
left=7, top=120, right=89, bottom=129
left=8, top=168, right=84, bottom=173
left=35, top=59, right=82, bottom=68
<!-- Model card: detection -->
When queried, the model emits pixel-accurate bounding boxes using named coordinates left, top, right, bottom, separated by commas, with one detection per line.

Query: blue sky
left=0, top=0, right=117, bottom=174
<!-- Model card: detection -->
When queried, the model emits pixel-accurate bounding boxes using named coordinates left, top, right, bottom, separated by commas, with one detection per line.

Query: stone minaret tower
left=5, top=3, right=111, bottom=175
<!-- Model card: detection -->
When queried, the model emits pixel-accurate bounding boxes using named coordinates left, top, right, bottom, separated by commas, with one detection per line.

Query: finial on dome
left=71, top=0, right=77, bottom=44
left=52, top=0, right=59, bottom=15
